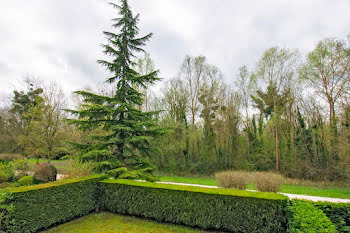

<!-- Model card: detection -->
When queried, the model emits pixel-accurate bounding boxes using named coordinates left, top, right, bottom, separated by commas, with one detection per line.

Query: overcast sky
left=0, top=0, right=349, bottom=102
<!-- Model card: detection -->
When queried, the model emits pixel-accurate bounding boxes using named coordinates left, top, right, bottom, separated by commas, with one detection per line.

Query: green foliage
left=314, top=202, right=350, bottom=233
left=107, top=167, right=158, bottom=182
left=100, top=179, right=289, bottom=232
left=33, top=163, right=57, bottom=184
left=289, top=200, right=336, bottom=233
left=11, top=159, right=30, bottom=179
left=66, top=0, right=165, bottom=180
left=17, top=176, right=33, bottom=186
left=4, top=175, right=105, bottom=233
left=0, top=162, right=14, bottom=183
left=17, top=93, right=48, bottom=160
left=64, top=160, right=94, bottom=178
left=10, top=85, right=43, bottom=122
left=0, top=189, right=13, bottom=231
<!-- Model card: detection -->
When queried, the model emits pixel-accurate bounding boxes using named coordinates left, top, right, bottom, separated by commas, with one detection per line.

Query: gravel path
left=157, top=181, right=350, bottom=203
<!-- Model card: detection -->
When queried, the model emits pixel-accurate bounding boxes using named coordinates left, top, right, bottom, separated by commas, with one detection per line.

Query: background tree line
left=148, top=37, right=350, bottom=181
left=1, top=36, right=350, bottom=181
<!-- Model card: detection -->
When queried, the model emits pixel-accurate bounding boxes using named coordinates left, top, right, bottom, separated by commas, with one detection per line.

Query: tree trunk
left=274, top=98, right=280, bottom=173
left=275, top=123, right=280, bottom=173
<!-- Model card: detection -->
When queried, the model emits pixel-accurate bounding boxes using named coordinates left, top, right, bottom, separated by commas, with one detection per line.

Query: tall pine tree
left=66, top=0, right=163, bottom=180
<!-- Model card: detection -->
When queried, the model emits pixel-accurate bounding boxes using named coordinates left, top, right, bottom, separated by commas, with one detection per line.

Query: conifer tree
left=66, top=0, right=163, bottom=180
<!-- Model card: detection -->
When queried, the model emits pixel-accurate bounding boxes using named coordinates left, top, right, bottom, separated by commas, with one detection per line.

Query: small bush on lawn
left=215, top=171, right=248, bottom=190
left=33, top=163, right=57, bottom=184
left=289, top=200, right=336, bottom=233
left=11, top=159, right=30, bottom=179
left=17, top=176, right=33, bottom=186
left=252, top=172, right=284, bottom=192
left=64, top=160, right=94, bottom=178
left=314, top=202, right=350, bottom=232
left=0, top=163, right=14, bottom=183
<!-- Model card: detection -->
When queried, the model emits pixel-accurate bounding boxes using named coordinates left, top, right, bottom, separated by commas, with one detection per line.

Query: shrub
left=33, top=163, right=57, bottom=184
left=11, top=159, right=30, bottom=179
left=100, top=179, right=289, bottom=233
left=107, top=167, right=158, bottom=182
left=0, top=163, right=14, bottom=183
left=64, top=160, right=94, bottom=178
left=252, top=172, right=284, bottom=192
left=215, top=171, right=248, bottom=190
left=289, top=200, right=336, bottom=233
left=17, top=176, right=33, bottom=186
left=314, top=202, right=350, bottom=232
left=4, top=175, right=105, bottom=233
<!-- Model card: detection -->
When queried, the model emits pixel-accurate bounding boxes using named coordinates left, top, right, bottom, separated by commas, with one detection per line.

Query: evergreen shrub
left=17, top=176, right=33, bottom=186
left=289, top=200, right=336, bottom=233
left=100, top=179, right=289, bottom=233
left=314, top=202, right=350, bottom=233
left=4, top=175, right=105, bottom=233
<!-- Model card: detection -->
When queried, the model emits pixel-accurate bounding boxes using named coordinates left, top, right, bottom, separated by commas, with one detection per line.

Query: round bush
left=33, top=163, right=57, bottom=184
left=252, top=172, right=283, bottom=192
left=215, top=171, right=248, bottom=190
left=18, top=176, right=33, bottom=186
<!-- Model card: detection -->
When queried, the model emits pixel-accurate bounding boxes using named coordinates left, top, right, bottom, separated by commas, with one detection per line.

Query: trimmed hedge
left=100, top=179, right=290, bottom=233
left=315, top=202, right=350, bottom=232
left=4, top=174, right=105, bottom=233
left=288, top=200, right=336, bottom=233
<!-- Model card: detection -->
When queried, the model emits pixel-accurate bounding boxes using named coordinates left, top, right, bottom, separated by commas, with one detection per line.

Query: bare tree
left=300, top=38, right=350, bottom=136
left=253, top=47, right=300, bottom=172
left=180, top=55, right=207, bottom=126
left=235, top=65, right=256, bottom=154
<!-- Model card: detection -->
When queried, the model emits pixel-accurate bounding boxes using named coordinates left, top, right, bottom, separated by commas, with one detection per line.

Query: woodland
left=0, top=1, right=350, bottom=182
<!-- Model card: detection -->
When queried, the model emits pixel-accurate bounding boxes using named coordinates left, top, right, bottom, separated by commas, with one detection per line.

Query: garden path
left=157, top=181, right=350, bottom=203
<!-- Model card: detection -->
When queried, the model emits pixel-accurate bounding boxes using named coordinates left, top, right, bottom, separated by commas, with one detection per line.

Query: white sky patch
left=0, top=0, right=349, bottom=101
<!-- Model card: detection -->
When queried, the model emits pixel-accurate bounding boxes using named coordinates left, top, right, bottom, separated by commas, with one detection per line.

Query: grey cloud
left=0, top=61, right=11, bottom=76
left=0, top=0, right=350, bottom=99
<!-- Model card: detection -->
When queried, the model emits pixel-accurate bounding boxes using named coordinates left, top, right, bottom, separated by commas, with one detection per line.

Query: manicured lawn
left=159, top=176, right=350, bottom=199
left=43, top=212, right=205, bottom=233
left=159, top=176, right=217, bottom=186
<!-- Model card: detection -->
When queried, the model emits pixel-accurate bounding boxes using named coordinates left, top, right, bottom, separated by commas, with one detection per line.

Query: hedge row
left=288, top=200, right=336, bottom=233
left=2, top=176, right=349, bottom=233
left=315, top=202, right=350, bottom=232
left=100, top=179, right=290, bottom=233
left=3, top=174, right=105, bottom=233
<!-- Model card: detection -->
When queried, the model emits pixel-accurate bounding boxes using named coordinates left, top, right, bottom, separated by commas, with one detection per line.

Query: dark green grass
left=159, top=176, right=350, bottom=199
left=43, top=212, right=207, bottom=233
